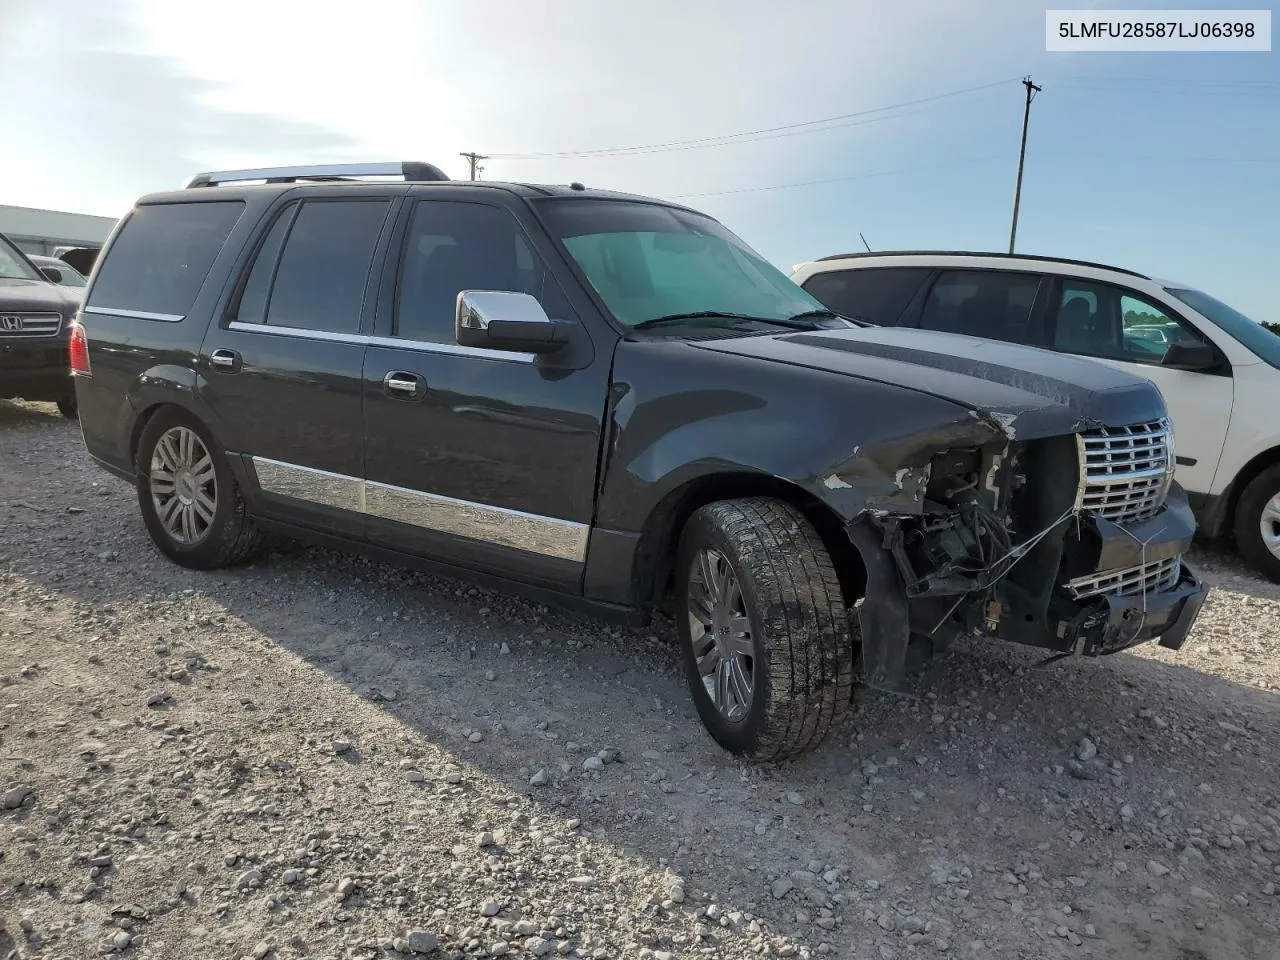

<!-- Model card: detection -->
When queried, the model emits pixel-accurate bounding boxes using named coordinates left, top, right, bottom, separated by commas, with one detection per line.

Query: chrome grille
left=0, top=313, right=62, bottom=338
left=1078, top=419, right=1173, bottom=523
left=1066, top=555, right=1181, bottom=600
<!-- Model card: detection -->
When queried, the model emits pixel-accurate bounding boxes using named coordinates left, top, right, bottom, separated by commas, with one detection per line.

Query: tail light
left=69, top=319, right=91, bottom=376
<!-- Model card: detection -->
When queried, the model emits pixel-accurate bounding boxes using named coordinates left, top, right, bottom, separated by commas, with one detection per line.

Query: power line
left=487, top=77, right=1022, bottom=160
left=667, top=155, right=1006, bottom=199
left=670, top=149, right=1279, bottom=201
left=1054, top=74, right=1280, bottom=87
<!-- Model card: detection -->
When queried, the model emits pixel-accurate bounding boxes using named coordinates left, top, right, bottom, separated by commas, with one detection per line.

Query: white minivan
left=791, top=252, right=1280, bottom=581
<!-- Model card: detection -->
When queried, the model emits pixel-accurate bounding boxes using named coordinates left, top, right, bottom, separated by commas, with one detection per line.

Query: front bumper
left=0, top=337, right=72, bottom=401
left=1063, top=562, right=1207, bottom=656
left=849, top=479, right=1208, bottom=692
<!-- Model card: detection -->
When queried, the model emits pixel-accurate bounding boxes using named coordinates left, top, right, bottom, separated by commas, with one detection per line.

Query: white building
left=0, top=204, right=119, bottom=257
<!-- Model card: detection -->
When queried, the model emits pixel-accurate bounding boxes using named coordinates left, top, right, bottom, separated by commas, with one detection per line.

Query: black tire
left=675, top=498, right=856, bottom=761
left=56, top=393, right=77, bottom=419
left=135, top=408, right=263, bottom=570
left=1234, top=464, right=1280, bottom=583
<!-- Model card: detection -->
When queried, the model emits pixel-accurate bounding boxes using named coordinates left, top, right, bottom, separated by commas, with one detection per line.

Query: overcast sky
left=2, top=0, right=1276, bottom=319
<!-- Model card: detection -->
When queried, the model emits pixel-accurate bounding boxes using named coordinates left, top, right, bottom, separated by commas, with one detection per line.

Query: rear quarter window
left=88, top=201, right=245, bottom=318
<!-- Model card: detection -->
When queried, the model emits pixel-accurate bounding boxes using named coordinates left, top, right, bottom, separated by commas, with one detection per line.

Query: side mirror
left=1161, top=341, right=1217, bottom=371
left=456, top=291, right=574, bottom=354
left=39, top=265, right=63, bottom=284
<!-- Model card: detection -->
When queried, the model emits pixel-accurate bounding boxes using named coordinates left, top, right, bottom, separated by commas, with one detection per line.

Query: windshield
left=1166, top=286, right=1280, bottom=368
left=34, top=257, right=87, bottom=286
left=0, top=235, right=41, bottom=281
left=540, top=199, right=828, bottom=328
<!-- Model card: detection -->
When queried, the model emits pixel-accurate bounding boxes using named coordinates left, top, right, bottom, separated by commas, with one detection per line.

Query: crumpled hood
left=693, top=325, right=1167, bottom=437
left=0, top=277, right=76, bottom=315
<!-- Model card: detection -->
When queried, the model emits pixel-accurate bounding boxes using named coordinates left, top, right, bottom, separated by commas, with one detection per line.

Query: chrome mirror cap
left=456, top=290, right=551, bottom=334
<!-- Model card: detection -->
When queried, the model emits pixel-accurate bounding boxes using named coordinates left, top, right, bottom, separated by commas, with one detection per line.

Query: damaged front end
left=836, top=415, right=1208, bottom=692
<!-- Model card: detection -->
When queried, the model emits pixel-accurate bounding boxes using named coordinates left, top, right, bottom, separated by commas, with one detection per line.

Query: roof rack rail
left=186, top=161, right=450, bottom=188
left=812, top=250, right=1150, bottom=281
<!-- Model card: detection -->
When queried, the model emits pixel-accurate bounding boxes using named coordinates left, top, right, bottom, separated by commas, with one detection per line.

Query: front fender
left=595, top=340, right=1002, bottom=533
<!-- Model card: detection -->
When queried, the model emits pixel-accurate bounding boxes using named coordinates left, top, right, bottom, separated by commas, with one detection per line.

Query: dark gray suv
left=71, top=161, right=1207, bottom=760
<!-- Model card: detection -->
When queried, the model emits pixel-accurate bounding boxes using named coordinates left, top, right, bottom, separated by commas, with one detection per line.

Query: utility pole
left=1008, top=77, right=1041, bottom=255
left=459, top=151, right=487, bottom=180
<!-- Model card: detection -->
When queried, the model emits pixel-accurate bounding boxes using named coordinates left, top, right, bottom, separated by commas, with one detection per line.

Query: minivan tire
left=1234, top=463, right=1280, bottom=583
left=135, top=408, right=263, bottom=569
left=57, top=393, right=77, bottom=419
left=675, top=498, right=856, bottom=761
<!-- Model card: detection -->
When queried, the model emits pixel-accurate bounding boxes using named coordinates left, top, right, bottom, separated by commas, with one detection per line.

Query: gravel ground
left=1, top=398, right=1278, bottom=960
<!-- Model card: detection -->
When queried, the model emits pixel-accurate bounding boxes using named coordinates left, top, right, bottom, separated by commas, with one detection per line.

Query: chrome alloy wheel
left=1260, top=492, right=1280, bottom=562
left=150, top=426, right=217, bottom=545
left=687, top=547, right=755, bottom=721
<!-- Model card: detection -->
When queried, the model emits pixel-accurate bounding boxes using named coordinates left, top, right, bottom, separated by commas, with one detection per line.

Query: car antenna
left=860, top=232, right=872, bottom=252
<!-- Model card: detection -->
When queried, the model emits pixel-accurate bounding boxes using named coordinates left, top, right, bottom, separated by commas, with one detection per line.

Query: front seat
left=1056, top=297, right=1100, bottom=354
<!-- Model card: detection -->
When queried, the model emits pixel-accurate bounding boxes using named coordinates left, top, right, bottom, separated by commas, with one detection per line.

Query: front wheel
left=676, top=498, right=856, bottom=761
left=135, top=409, right=263, bottom=569
left=1234, top=464, right=1280, bottom=583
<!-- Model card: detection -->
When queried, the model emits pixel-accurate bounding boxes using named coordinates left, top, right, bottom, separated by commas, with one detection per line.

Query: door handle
left=209, top=348, right=241, bottom=372
left=383, top=371, right=425, bottom=399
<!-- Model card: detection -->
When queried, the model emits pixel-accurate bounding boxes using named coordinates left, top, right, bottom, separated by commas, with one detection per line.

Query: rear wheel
left=1234, top=464, right=1280, bottom=583
left=56, top=393, right=77, bottom=419
left=135, top=409, right=263, bottom=569
left=676, top=498, right=856, bottom=761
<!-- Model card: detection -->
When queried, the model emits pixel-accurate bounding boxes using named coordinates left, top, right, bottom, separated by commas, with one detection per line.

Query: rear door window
left=88, top=201, right=244, bottom=318
left=918, top=270, right=1042, bottom=345
left=241, top=199, right=391, bottom=335
left=801, top=267, right=930, bottom=325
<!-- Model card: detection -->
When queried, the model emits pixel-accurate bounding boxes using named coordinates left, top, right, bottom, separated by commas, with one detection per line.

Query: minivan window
left=1167, top=286, right=1280, bottom=369
left=395, top=201, right=567, bottom=343
left=540, top=199, right=825, bottom=328
left=802, top=267, right=930, bottom=325
left=918, top=270, right=1042, bottom=345
left=262, top=200, right=390, bottom=334
left=88, top=201, right=243, bottom=318
left=0, top=235, right=41, bottom=281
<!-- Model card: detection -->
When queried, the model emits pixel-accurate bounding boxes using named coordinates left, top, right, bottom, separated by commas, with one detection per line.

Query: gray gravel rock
left=3, top=783, right=33, bottom=809
left=407, top=929, right=439, bottom=953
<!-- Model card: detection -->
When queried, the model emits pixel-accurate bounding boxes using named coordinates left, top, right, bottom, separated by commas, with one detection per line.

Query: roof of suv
left=801, top=250, right=1151, bottom=282
left=135, top=161, right=698, bottom=212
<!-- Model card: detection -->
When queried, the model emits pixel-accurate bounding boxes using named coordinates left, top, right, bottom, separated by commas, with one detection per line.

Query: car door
left=1045, top=276, right=1233, bottom=494
left=360, top=192, right=612, bottom=591
left=199, top=192, right=397, bottom=538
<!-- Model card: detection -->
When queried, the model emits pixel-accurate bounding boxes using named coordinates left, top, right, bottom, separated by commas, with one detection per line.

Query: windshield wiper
left=631, top=311, right=822, bottom=331
left=787, top=309, right=868, bottom=326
